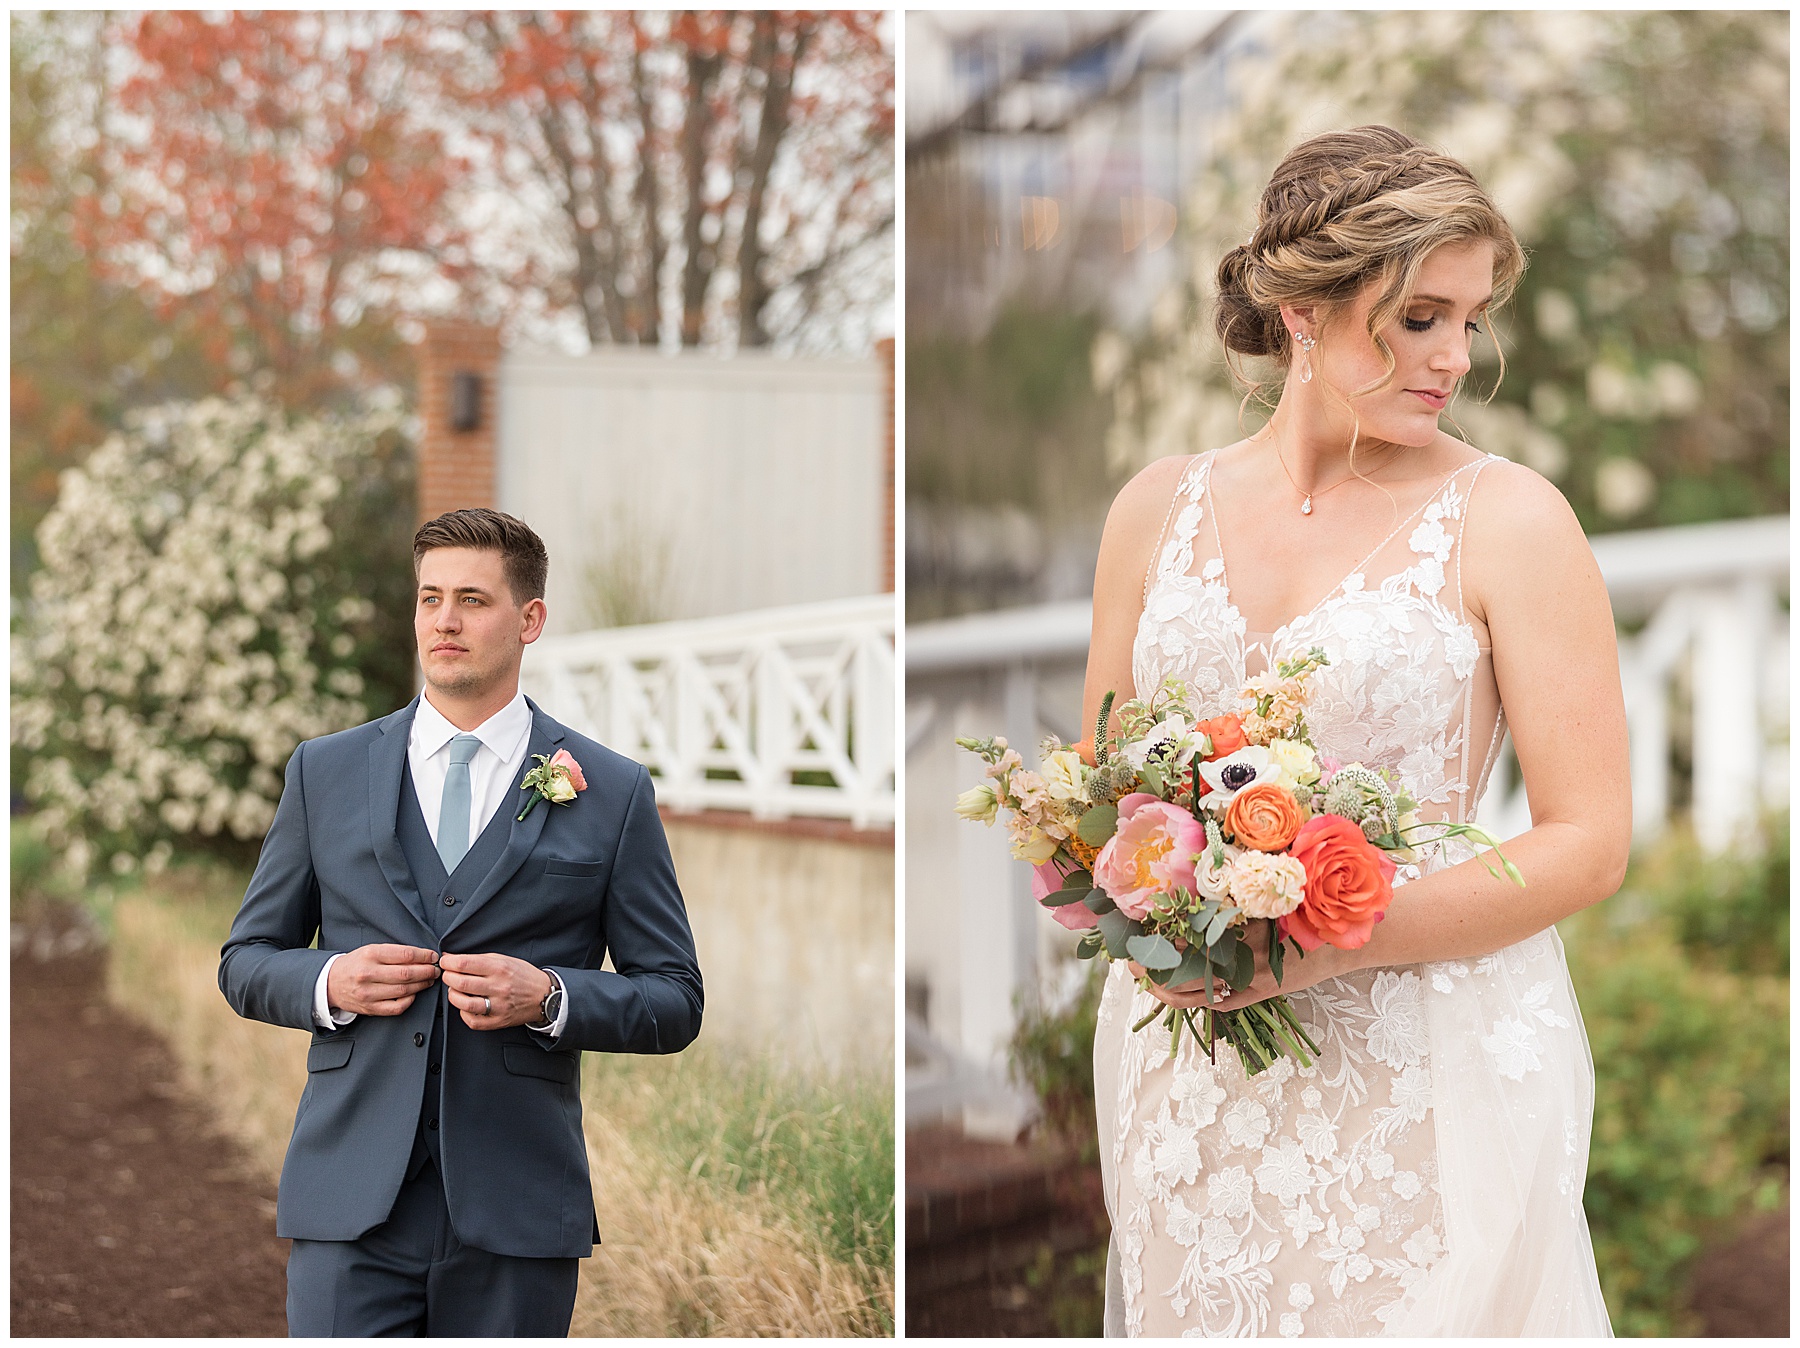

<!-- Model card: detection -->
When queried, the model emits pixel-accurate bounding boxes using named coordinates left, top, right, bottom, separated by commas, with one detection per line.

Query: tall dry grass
left=101, top=862, right=893, bottom=1336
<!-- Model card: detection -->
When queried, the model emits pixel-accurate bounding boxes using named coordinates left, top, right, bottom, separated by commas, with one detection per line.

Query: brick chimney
left=878, top=336, right=895, bottom=593
left=416, top=321, right=502, bottom=524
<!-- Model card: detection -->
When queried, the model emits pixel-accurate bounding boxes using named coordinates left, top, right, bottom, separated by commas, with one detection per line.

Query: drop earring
left=1293, top=331, right=1316, bottom=384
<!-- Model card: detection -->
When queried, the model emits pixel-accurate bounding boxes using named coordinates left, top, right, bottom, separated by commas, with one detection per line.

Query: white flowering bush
left=12, top=394, right=417, bottom=878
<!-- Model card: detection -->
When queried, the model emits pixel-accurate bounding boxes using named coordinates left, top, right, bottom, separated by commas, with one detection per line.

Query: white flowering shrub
left=12, top=394, right=417, bottom=878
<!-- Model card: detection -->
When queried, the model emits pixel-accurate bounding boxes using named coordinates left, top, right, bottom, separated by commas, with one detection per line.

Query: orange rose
left=1280, top=815, right=1396, bottom=951
left=1225, top=782, right=1304, bottom=852
left=1195, top=713, right=1247, bottom=761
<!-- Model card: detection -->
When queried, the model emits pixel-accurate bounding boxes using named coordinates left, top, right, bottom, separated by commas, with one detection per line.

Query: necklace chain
left=1271, top=439, right=1401, bottom=516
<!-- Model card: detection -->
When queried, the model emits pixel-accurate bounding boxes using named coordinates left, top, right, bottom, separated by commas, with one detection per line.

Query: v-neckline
left=1197, top=450, right=1464, bottom=647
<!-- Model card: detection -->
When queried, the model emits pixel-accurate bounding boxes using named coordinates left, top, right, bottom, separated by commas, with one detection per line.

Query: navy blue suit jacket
left=218, top=696, right=703, bottom=1258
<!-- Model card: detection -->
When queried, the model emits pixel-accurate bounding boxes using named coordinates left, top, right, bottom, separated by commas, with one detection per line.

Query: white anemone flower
left=1123, top=712, right=1205, bottom=773
left=1197, top=745, right=1280, bottom=808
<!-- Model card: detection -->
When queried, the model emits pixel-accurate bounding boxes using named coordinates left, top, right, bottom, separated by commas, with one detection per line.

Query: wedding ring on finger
left=483, top=996, right=491, bottom=1016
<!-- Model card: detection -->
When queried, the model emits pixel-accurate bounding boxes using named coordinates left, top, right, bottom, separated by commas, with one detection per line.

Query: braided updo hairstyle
left=1215, top=125, right=1525, bottom=394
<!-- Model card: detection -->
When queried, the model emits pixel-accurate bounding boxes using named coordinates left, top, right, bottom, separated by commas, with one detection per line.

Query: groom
left=219, top=508, right=703, bottom=1336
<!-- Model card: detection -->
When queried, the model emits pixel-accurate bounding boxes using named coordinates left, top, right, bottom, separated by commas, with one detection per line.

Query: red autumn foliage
left=75, top=12, right=473, bottom=403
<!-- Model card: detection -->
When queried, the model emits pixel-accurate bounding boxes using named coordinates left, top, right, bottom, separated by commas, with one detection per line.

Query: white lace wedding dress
left=1095, top=450, right=1612, bottom=1337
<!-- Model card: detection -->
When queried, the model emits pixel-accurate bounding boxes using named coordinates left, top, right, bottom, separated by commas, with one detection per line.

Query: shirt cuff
left=313, top=953, right=357, bottom=1030
left=527, top=969, right=568, bottom=1038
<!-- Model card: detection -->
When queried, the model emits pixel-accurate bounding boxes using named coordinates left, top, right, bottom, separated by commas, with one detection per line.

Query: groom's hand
left=327, top=944, right=441, bottom=1016
left=439, top=953, right=554, bottom=1030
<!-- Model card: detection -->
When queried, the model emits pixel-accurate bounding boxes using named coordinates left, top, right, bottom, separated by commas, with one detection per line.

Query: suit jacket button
left=443, top=895, right=455, bottom=906
left=429, top=1062, right=441, bottom=1075
left=414, top=1032, right=425, bottom=1047
left=428, top=1118, right=438, bottom=1131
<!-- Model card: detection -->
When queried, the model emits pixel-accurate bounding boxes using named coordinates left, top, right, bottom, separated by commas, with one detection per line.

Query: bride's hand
left=1132, top=923, right=1351, bottom=1012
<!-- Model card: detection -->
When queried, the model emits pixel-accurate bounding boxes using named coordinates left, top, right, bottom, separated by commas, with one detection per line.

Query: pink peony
left=1032, top=858, right=1098, bottom=930
left=1092, top=793, right=1204, bottom=920
left=549, top=748, right=588, bottom=792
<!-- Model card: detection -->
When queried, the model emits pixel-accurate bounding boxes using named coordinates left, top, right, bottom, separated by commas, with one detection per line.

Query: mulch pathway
left=12, top=907, right=290, bottom=1336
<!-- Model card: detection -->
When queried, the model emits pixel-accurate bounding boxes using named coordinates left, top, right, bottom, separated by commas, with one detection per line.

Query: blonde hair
left=1215, top=125, right=1525, bottom=410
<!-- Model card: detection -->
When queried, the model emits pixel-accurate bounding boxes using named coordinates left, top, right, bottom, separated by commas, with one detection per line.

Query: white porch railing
left=522, top=594, right=895, bottom=828
left=909, top=515, right=1789, bottom=847
left=904, top=515, right=1788, bottom=1124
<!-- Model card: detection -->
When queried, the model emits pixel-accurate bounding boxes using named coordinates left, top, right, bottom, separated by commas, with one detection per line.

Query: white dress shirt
left=313, top=690, right=566, bottom=1036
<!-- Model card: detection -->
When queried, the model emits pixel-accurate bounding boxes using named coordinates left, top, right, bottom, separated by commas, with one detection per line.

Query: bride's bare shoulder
left=1092, top=450, right=1218, bottom=605
left=1465, top=455, right=1586, bottom=550
left=1108, top=451, right=1195, bottom=519
left=1462, top=455, right=1599, bottom=612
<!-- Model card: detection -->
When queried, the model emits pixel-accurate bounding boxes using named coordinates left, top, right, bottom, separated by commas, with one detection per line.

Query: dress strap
left=1401, top=454, right=1494, bottom=611
left=1140, top=452, right=1212, bottom=604
left=1452, top=454, right=1499, bottom=621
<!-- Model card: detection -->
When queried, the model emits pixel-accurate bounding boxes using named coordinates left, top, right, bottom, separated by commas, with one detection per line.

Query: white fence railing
left=904, top=516, right=1789, bottom=1122
left=523, top=594, right=895, bottom=828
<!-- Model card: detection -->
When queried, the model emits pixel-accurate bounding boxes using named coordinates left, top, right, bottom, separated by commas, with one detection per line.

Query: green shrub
left=1563, top=821, right=1789, bottom=1336
left=1009, top=966, right=1105, bottom=1163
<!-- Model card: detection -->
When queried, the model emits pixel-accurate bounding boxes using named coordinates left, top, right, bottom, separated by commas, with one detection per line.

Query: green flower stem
left=1269, top=996, right=1323, bottom=1058
left=1218, top=1010, right=1271, bottom=1073
left=1253, top=1001, right=1311, bottom=1066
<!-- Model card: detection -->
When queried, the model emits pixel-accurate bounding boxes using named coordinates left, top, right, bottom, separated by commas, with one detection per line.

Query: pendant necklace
left=1272, top=440, right=1400, bottom=516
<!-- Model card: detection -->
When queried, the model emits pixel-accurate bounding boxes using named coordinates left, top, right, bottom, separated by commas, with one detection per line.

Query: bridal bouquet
left=956, top=648, right=1522, bottom=1076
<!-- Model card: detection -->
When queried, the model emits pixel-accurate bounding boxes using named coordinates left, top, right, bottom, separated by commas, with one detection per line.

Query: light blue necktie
left=437, top=733, right=483, bottom=873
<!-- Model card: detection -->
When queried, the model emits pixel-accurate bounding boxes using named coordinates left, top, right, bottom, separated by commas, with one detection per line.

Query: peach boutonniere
left=517, top=749, right=587, bottom=820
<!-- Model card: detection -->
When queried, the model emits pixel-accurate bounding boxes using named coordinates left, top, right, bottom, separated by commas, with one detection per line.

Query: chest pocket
left=543, top=858, right=605, bottom=878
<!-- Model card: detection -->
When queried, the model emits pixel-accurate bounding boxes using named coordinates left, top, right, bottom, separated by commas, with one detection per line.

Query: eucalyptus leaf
left=1205, top=904, right=1238, bottom=946
left=1061, top=866, right=1094, bottom=891
left=1076, top=804, right=1119, bottom=847
left=1233, top=940, right=1256, bottom=988
left=1126, top=933, right=1182, bottom=971
left=1166, top=942, right=1212, bottom=993
left=1075, top=933, right=1104, bottom=960
left=1038, top=886, right=1084, bottom=911
left=1083, top=888, right=1116, bottom=914
left=1096, top=909, right=1137, bottom=959
left=1190, top=899, right=1219, bottom=937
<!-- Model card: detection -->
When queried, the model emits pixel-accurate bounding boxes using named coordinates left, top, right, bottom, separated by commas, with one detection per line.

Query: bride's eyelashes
left=1400, top=314, right=1485, bottom=335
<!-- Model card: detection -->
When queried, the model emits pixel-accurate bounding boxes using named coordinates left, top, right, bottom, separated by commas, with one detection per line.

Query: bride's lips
left=1408, top=388, right=1449, bottom=410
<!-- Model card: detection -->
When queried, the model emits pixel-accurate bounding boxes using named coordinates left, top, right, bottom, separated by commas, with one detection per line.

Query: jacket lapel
left=442, top=701, right=565, bottom=940
left=368, top=697, right=436, bottom=938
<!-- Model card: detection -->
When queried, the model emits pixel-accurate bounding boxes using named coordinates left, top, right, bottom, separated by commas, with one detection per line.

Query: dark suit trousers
left=285, top=1159, right=579, bottom=1337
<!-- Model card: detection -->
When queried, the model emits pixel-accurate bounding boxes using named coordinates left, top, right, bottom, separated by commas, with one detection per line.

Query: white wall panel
left=496, top=348, right=884, bottom=635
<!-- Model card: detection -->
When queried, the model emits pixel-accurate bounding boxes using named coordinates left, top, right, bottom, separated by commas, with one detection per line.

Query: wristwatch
left=530, top=971, right=563, bottom=1030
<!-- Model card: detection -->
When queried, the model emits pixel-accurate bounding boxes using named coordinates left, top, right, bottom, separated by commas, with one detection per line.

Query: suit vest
left=394, top=764, right=517, bottom=1184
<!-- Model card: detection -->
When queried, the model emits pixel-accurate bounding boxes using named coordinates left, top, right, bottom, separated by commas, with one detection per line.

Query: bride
left=1082, top=127, right=1629, bottom=1337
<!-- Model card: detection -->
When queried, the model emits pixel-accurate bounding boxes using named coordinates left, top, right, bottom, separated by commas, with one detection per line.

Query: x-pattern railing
left=522, top=595, right=895, bottom=828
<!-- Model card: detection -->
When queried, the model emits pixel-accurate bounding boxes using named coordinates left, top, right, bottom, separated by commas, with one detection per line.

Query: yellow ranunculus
left=1042, top=747, right=1087, bottom=802
left=1268, top=738, right=1320, bottom=791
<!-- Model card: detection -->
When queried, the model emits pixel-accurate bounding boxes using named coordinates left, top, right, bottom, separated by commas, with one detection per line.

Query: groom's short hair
left=413, top=508, right=549, bottom=605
